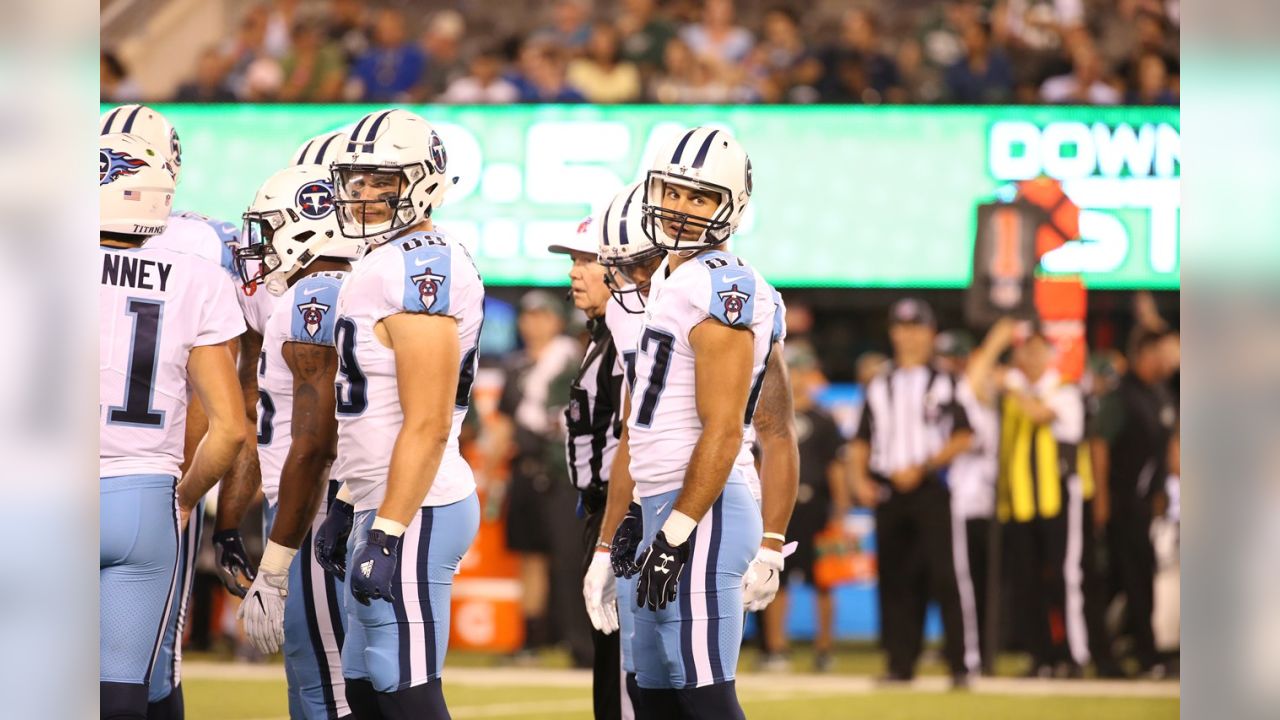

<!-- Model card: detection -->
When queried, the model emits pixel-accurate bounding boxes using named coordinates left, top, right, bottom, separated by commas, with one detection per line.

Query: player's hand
left=634, top=531, right=689, bottom=611
left=853, top=477, right=881, bottom=508
left=350, top=529, right=401, bottom=606
left=610, top=502, right=644, bottom=578
left=315, top=498, right=355, bottom=580
left=238, top=567, right=288, bottom=654
left=213, top=529, right=257, bottom=598
left=583, top=550, right=619, bottom=634
left=890, top=466, right=925, bottom=493
left=742, top=547, right=786, bottom=612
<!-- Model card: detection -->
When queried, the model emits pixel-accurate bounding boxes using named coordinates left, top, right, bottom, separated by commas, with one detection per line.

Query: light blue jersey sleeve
left=288, top=274, right=343, bottom=346
left=694, top=250, right=757, bottom=330
left=395, top=232, right=458, bottom=317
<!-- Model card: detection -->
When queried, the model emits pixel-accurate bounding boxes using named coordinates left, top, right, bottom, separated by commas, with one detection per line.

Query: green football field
left=183, top=669, right=1178, bottom=720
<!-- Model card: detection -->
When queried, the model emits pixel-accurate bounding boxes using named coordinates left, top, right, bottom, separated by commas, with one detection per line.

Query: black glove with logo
left=634, top=530, right=690, bottom=611
left=610, top=502, right=644, bottom=578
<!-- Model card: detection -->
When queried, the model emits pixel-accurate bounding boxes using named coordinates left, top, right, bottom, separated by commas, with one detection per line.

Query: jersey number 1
left=109, top=299, right=166, bottom=427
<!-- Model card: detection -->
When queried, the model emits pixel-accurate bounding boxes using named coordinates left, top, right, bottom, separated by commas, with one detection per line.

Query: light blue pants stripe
left=342, top=493, right=480, bottom=693
left=100, top=474, right=180, bottom=685
left=632, top=480, right=760, bottom=689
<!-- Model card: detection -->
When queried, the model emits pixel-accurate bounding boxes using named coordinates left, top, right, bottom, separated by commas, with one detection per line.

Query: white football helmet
left=100, top=133, right=174, bottom=238
left=292, top=130, right=346, bottom=167
left=330, top=108, right=453, bottom=246
left=236, top=166, right=365, bottom=296
left=641, top=126, right=752, bottom=252
left=100, top=105, right=182, bottom=184
left=597, top=182, right=664, bottom=314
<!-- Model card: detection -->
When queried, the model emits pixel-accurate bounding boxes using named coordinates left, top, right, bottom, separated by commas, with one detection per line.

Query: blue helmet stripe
left=601, top=196, right=614, bottom=248
left=101, top=107, right=122, bottom=134
left=619, top=184, right=638, bottom=246
left=346, top=114, right=372, bottom=152
left=691, top=129, right=720, bottom=169
left=314, top=133, right=338, bottom=164
left=294, top=139, right=315, bottom=166
left=364, top=110, right=392, bottom=143
left=120, top=106, right=144, bottom=133
left=670, top=128, right=697, bottom=164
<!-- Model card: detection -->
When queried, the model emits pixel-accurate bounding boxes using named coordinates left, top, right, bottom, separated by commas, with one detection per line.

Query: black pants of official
left=875, top=479, right=969, bottom=677
left=1108, top=505, right=1159, bottom=670
left=1005, top=514, right=1074, bottom=668
left=581, top=502, right=624, bottom=720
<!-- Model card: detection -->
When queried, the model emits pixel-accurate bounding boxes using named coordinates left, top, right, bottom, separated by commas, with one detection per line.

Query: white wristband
left=661, top=510, right=698, bottom=546
left=260, top=540, right=298, bottom=575
left=763, top=532, right=786, bottom=544
left=335, top=482, right=354, bottom=505
left=372, top=516, right=407, bottom=537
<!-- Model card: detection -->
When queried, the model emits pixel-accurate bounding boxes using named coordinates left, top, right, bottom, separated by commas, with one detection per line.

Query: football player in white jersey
left=99, top=133, right=246, bottom=720
left=100, top=104, right=261, bottom=718
left=617, top=128, right=798, bottom=718
left=313, top=108, right=483, bottom=718
left=213, top=130, right=359, bottom=629
left=228, top=165, right=365, bottom=719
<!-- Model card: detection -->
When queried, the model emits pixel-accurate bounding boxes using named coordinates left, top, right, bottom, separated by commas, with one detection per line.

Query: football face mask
left=642, top=175, right=732, bottom=252
left=602, top=252, right=663, bottom=314
left=235, top=210, right=286, bottom=295
left=333, top=166, right=417, bottom=241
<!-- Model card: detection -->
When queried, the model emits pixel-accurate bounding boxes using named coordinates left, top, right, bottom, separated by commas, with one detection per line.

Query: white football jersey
left=256, top=272, right=346, bottom=507
left=147, top=212, right=275, bottom=334
left=100, top=245, right=247, bottom=478
left=627, top=250, right=781, bottom=498
left=333, top=231, right=484, bottom=512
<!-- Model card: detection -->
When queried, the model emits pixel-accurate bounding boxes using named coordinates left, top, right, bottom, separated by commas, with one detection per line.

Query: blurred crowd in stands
left=101, top=0, right=1180, bottom=106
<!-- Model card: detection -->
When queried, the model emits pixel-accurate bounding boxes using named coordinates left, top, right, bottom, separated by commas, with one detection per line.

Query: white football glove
left=237, top=541, right=295, bottom=654
left=583, top=550, right=619, bottom=634
left=742, top=542, right=797, bottom=612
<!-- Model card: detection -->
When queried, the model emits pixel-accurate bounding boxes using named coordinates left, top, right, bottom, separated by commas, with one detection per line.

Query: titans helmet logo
left=295, top=179, right=336, bottom=220
left=717, top=284, right=750, bottom=324
left=100, top=148, right=148, bottom=186
left=297, top=298, right=331, bottom=338
left=428, top=131, right=447, bottom=174
left=411, top=267, right=446, bottom=310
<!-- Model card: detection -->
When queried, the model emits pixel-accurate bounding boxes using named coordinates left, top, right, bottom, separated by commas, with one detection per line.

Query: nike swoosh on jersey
left=655, top=501, right=670, bottom=516
left=720, top=273, right=747, bottom=283
left=414, top=256, right=439, bottom=267
left=303, top=287, right=325, bottom=296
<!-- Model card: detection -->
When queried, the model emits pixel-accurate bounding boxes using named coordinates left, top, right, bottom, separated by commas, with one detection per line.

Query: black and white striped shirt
left=854, top=364, right=970, bottom=482
left=564, top=319, right=624, bottom=491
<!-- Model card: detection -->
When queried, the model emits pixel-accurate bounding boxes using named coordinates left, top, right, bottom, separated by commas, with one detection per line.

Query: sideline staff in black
left=850, top=298, right=977, bottom=685
left=1092, top=329, right=1178, bottom=677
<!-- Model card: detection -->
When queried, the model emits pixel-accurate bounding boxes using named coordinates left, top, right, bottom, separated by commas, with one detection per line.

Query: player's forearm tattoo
left=271, top=341, right=340, bottom=547
left=751, top=346, right=794, bottom=440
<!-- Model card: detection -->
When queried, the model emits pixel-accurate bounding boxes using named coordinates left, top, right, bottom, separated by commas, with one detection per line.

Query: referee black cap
left=889, top=297, right=935, bottom=328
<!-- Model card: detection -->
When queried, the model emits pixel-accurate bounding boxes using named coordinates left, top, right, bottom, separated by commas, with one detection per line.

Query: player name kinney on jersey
left=100, top=245, right=246, bottom=479
left=255, top=272, right=345, bottom=507
left=146, top=211, right=275, bottom=334
left=332, top=231, right=485, bottom=513
left=625, top=250, right=781, bottom=499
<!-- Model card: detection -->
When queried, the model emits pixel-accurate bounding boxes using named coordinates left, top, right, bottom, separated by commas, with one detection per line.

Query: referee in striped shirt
left=547, top=226, right=632, bottom=719
left=850, top=298, right=978, bottom=686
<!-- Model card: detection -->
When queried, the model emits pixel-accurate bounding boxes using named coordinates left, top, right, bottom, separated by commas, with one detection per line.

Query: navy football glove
left=213, top=529, right=257, bottom=598
left=314, top=498, right=354, bottom=580
left=634, top=531, right=689, bottom=611
left=349, top=529, right=401, bottom=606
left=610, top=502, right=644, bottom=578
